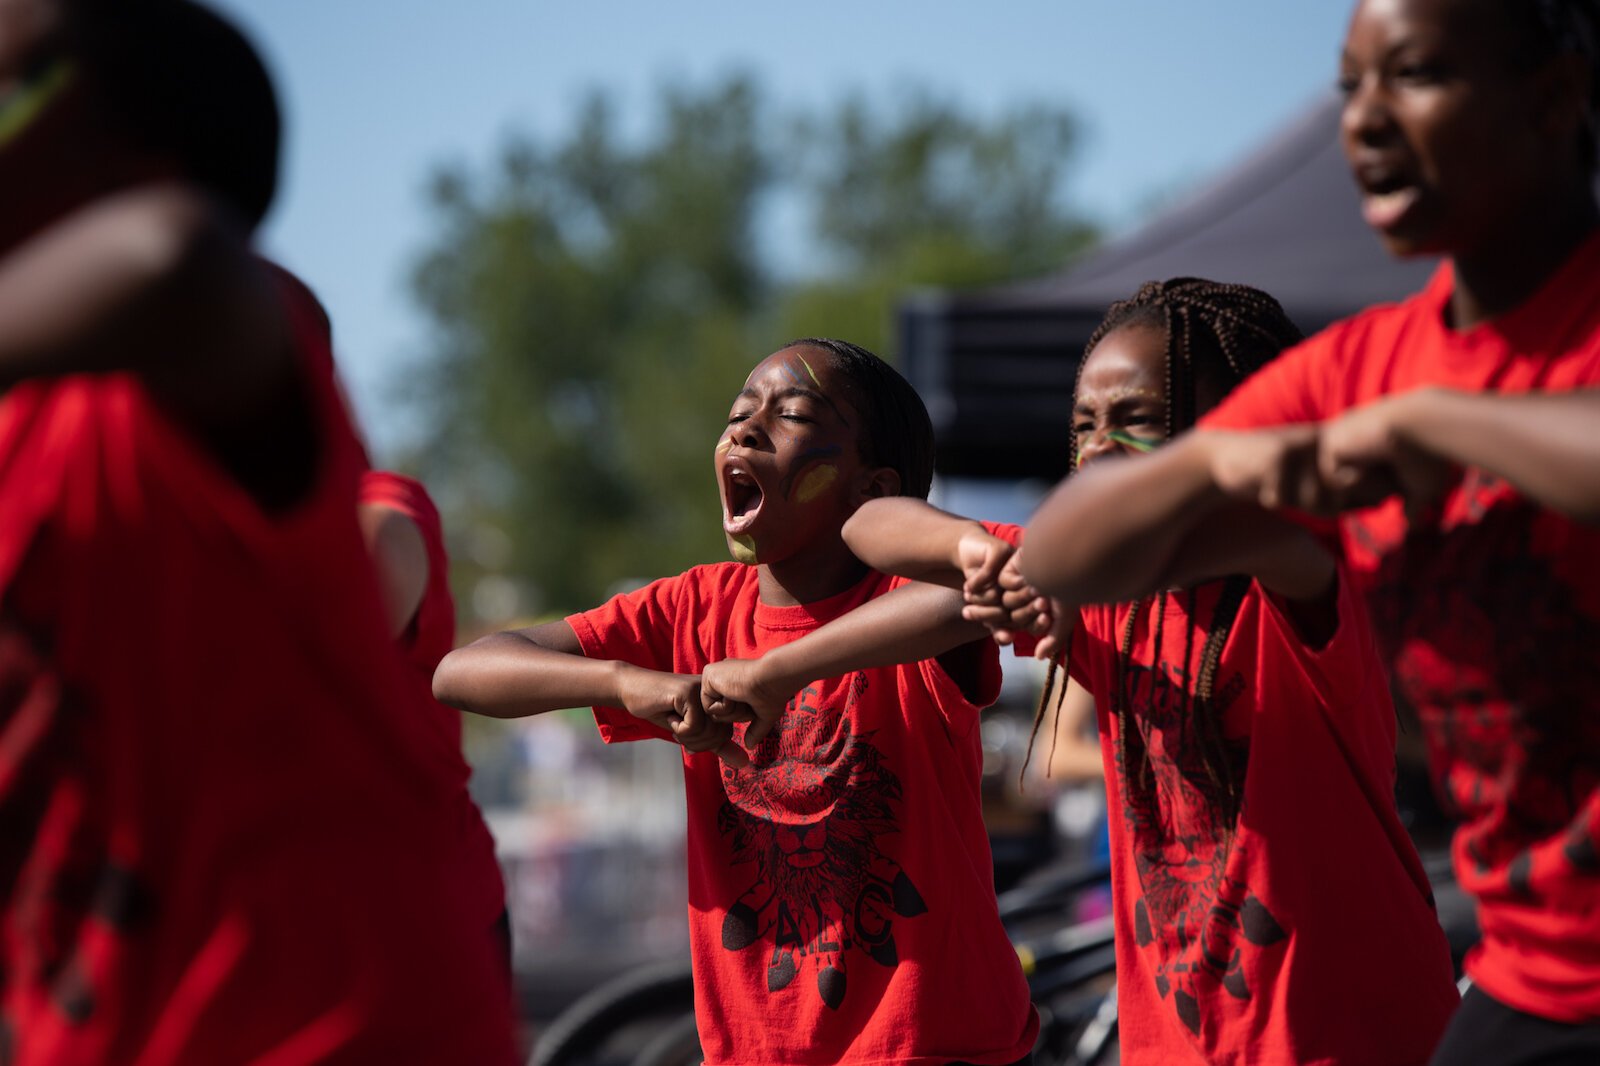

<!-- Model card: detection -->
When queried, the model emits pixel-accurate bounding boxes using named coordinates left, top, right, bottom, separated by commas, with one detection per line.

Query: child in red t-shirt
left=0, top=5, right=517, bottom=1062
left=1018, top=3, right=1600, bottom=1061
left=436, top=339, right=1039, bottom=1065
left=797, top=280, right=1460, bottom=1065
left=359, top=470, right=510, bottom=962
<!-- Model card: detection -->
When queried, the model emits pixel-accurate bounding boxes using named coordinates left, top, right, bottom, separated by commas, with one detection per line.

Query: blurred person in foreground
left=0, top=1, right=517, bottom=1061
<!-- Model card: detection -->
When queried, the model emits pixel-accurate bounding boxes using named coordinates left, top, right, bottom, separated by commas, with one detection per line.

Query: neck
left=756, top=536, right=871, bottom=607
left=1449, top=181, right=1600, bottom=328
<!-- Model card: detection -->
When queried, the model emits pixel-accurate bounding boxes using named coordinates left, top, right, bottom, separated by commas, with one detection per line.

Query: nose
left=1340, top=73, right=1393, bottom=151
left=1076, top=428, right=1115, bottom=467
left=729, top=414, right=771, bottom=451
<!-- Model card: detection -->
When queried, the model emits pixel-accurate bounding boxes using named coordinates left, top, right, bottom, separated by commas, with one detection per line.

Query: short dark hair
left=784, top=338, right=936, bottom=500
left=72, top=0, right=281, bottom=229
left=1499, top=0, right=1600, bottom=171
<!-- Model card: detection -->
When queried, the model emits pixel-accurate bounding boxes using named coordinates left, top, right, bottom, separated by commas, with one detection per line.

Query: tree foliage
left=407, top=76, right=1096, bottom=623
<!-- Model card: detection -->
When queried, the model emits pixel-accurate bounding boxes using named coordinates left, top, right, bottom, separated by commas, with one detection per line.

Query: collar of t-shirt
left=1424, top=228, right=1600, bottom=363
left=752, top=569, right=886, bottom=633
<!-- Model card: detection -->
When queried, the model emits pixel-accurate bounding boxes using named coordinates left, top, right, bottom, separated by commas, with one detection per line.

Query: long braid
left=1073, top=278, right=1302, bottom=818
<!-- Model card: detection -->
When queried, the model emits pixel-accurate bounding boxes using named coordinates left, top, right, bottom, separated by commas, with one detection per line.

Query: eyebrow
left=736, top=385, right=853, bottom=426
left=1074, top=391, right=1166, bottom=415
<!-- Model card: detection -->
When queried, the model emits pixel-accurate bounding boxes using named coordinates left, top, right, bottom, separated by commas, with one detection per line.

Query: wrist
left=609, top=660, right=642, bottom=711
left=759, top=643, right=807, bottom=696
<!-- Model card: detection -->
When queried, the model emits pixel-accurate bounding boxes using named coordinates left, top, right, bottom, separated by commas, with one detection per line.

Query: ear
left=1532, top=51, right=1592, bottom=157
left=853, top=465, right=901, bottom=506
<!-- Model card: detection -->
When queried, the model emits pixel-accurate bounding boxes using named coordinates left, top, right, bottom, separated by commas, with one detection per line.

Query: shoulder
left=1203, top=290, right=1435, bottom=429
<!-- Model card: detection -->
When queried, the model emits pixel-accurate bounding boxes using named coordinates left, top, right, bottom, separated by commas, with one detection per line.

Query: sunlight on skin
left=794, top=464, right=838, bottom=502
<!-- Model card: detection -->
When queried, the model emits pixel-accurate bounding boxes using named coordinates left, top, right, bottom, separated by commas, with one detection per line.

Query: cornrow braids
left=786, top=338, right=935, bottom=501
left=1025, top=279, right=1300, bottom=803
left=1503, top=0, right=1600, bottom=170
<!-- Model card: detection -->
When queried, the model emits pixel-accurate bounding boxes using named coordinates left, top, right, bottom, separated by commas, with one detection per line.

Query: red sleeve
left=877, top=568, right=1005, bottom=727
left=567, top=573, right=690, bottom=744
left=1200, top=321, right=1351, bottom=430
left=359, top=470, right=456, bottom=672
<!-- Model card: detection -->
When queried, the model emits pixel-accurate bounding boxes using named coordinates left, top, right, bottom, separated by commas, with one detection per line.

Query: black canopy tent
left=897, top=94, right=1438, bottom=482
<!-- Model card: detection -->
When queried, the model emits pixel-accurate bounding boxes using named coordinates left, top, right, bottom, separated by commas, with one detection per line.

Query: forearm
left=760, top=582, right=984, bottom=691
left=1401, top=388, right=1600, bottom=523
left=433, top=625, right=632, bottom=719
left=841, top=498, right=985, bottom=587
left=0, top=183, right=286, bottom=408
left=1021, top=434, right=1228, bottom=602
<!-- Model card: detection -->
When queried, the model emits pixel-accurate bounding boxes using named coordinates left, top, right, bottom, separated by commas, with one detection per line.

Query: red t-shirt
left=358, top=470, right=505, bottom=930
left=1203, top=232, right=1600, bottom=1022
left=0, top=288, right=518, bottom=1062
left=568, top=564, right=1039, bottom=1065
left=992, top=523, right=1458, bottom=1063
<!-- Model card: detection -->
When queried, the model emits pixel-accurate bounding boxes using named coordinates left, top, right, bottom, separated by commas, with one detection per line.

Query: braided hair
left=1025, top=279, right=1302, bottom=819
left=1502, top=0, right=1600, bottom=171
left=786, top=338, right=935, bottom=501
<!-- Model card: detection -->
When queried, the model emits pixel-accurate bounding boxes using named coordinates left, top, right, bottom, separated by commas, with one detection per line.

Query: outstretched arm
left=841, top=497, right=1013, bottom=592
left=435, top=620, right=746, bottom=767
left=1319, top=387, right=1600, bottom=524
left=843, top=496, right=1063, bottom=654
left=704, top=581, right=986, bottom=745
left=1020, top=431, right=1336, bottom=610
left=0, top=182, right=290, bottom=415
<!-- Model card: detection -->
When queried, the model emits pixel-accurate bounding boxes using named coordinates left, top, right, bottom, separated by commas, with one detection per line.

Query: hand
left=962, top=556, right=1054, bottom=647
left=616, top=666, right=748, bottom=768
left=1204, top=425, right=1347, bottom=516
left=1318, top=392, right=1455, bottom=521
left=702, top=656, right=796, bottom=747
left=956, top=528, right=1016, bottom=601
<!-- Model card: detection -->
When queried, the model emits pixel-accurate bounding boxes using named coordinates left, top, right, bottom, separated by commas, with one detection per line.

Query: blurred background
left=207, top=0, right=1379, bottom=1026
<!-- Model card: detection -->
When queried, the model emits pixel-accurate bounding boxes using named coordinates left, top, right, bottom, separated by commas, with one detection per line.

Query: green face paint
left=793, top=464, right=838, bottom=503
left=1105, top=429, right=1160, bottom=452
left=730, top=534, right=758, bottom=564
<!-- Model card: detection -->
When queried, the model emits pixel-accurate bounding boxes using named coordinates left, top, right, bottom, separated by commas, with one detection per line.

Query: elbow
left=431, top=649, right=475, bottom=711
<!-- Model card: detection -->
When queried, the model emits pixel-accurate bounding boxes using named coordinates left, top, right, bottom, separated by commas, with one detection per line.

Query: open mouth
left=722, top=462, right=766, bottom=535
left=1355, top=165, right=1422, bottom=232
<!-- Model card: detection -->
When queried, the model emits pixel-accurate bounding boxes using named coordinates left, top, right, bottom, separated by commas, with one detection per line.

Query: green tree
left=407, top=76, right=1096, bottom=623
left=410, top=79, right=768, bottom=617
left=777, top=93, right=1098, bottom=354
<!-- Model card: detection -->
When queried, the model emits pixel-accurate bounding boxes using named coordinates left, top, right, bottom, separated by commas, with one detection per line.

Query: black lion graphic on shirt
left=1117, top=654, right=1287, bottom=1040
left=1350, top=470, right=1600, bottom=890
left=716, top=673, right=926, bottom=1010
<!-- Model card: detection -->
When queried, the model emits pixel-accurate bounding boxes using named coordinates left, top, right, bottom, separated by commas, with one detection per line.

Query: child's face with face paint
left=716, top=345, right=882, bottom=567
left=1073, top=323, right=1170, bottom=469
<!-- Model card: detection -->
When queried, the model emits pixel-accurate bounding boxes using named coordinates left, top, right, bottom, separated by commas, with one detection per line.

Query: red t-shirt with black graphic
left=358, top=470, right=505, bottom=930
left=0, top=287, right=518, bottom=1063
left=990, top=524, right=1458, bottom=1064
left=569, top=564, right=1038, bottom=1066
left=1203, top=232, right=1600, bottom=1022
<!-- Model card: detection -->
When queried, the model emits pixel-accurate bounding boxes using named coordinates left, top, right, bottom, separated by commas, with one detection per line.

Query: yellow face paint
left=0, top=62, right=74, bottom=152
left=715, top=437, right=733, bottom=454
left=793, top=464, right=838, bottom=503
left=730, top=534, right=758, bottom=564
left=797, top=354, right=822, bottom=388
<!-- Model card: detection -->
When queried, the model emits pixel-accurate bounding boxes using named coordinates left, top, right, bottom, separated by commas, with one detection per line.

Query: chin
left=726, top=533, right=760, bottom=566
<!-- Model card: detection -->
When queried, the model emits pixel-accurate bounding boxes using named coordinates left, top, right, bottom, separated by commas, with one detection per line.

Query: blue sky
left=210, top=0, right=1359, bottom=460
